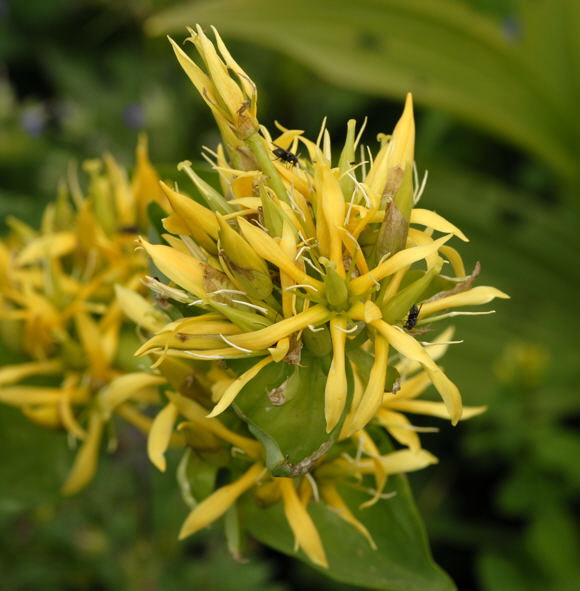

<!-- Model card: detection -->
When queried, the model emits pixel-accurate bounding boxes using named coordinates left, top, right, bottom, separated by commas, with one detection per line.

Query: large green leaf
left=232, top=352, right=346, bottom=476
left=148, top=0, right=580, bottom=183
left=243, top=473, right=455, bottom=590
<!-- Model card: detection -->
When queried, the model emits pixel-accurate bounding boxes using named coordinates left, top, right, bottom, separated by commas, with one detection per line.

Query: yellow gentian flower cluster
left=0, top=138, right=170, bottom=494
left=0, top=27, right=509, bottom=570
left=117, top=28, right=507, bottom=566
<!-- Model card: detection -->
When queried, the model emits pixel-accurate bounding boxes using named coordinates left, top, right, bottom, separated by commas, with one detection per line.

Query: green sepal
left=381, top=265, right=440, bottom=324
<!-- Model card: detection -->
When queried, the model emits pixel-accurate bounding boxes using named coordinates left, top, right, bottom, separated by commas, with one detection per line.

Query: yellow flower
left=0, top=142, right=170, bottom=494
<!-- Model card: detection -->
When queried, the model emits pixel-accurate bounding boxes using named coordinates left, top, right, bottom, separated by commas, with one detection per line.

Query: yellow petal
left=420, top=286, right=510, bottom=317
left=138, top=239, right=207, bottom=299
left=387, top=92, right=415, bottom=171
left=178, top=462, right=265, bottom=539
left=350, top=235, right=451, bottom=295
left=237, top=217, right=323, bottom=291
left=345, top=336, right=388, bottom=436
left=168, top=36, right=219, bottom=110
left=316, top=162, right=345, bottom=274
left=410, top=208, right=468, bottom=241
left=381, top=398, right=486, bottom=420
left=97, top=373, right=166, bottom=419
left=114, top=284, right=170, bottom=333
left=229, top=304, right=331, bottom=351
left=0, top=386, right=63, bottom=406
left=75, top=312, right=108, bottom=379
left=278, top=478, right=328, bottom=568
left=132, top=133, right=167, bottom=225
left=320, top=483, right=376, bottom=550
left=160, top=181, right=219, bottom=250
left=357, top=448, right=438, bottom=475
left=0, top=359, right=62, bottom=386
left=325, top=317, right=347, bottom=432
left=22, top=404, right=61, bottom=428
left=170, top=392, right=261, bottom=458
left=371, top=320, right=437, bottom=371
left=148, top=401, right=178, bottom=472
left=425, top=367, right=463, bottom=425
left=376, top=409, right=421, bottom=451
left=16, top=232, right=76, bottom=265
left=207, top=356, right=273, bottom=417
left=187, top=25, right=245, bottom=119
left=61, top=409, right=104, bottom=495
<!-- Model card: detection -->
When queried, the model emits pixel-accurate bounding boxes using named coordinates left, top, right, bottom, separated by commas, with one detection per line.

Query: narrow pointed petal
left=411, top=209, right=468, bottom=241
left=114, top=284, right=170, bottom=333
left=148, top=401, right=178, bottom=472
left=0, top=359, right=62, bottom=386
left=178, top=463, right=265, bottom=540
left=238, top=217, right=323, bottom=291
left=138, top=239, right=208, bottom=299
left=325, top=317, right=348, bottom=432
left=321, top=483, right=377, bottom=549
left=61, top=409, right=104, bottom=495
left=382, top=397, right=486, bottom=420
left=425, top=367, right=463, bottom=425
left=346, top=336, right=389, bottom=436
left=229, top=305, right=331, bottom=351
left=371, top=319, right=437, bottom=371
left=278, top=478, right=328, bottom=568
left=97, top=373, right=166, bottom=419
left=16, top=232, right=76, bottom=265
left=0, top=386, right=64, bottom=406
left=357, top=448, right=438, bottom=475
left=376, top=409, right=421, bottom=451
left=421, top=286, right=510, bottom=317
left=350, top=235, right=451, bottom=295
left=207, top=356, right=273, bottom=417
left=170, top=392, right=262, bottom=458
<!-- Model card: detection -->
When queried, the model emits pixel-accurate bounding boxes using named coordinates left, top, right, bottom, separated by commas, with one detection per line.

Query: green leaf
left=243, top=474, right=455, bottom=591
left=233, top=352, right=347, bottom=476
left=0, top=405, right=69, bottom=515
left=149, top=0, right=580, bottom=183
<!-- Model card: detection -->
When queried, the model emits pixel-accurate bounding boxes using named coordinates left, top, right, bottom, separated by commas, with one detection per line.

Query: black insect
left=272, top=143, right=300, bottom=167
left=404, top=304, right=422, bottom=330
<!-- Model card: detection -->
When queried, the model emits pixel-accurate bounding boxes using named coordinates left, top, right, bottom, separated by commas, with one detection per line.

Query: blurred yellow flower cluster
left=0, top=26, right=508, bottom=569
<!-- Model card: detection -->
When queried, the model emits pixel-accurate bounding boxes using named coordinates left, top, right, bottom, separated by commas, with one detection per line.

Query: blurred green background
left=1, top=0, right=579, bottom=589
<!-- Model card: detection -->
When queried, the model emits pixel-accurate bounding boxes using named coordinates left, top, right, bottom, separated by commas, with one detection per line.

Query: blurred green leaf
left=149, top=0, right=580, bottom=183
left=0, top=405, right=69, bottom=514
left=244, top=475, right=455, bottom=591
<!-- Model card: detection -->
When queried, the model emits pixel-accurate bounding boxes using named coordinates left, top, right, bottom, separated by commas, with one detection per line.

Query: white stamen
left=307, top=324, right=325, bottom=333
left=335, top=323, right=360, bottom=334
left=367, top=489, right=397, bottom=500
left=305, top=472, right=320, bottom=503
left=183, top=352, right=225, bottom=360
left=365, top=145, right=374, bottom=168
left=219, top=333, right=254, bottom=353
left=421, top=339, right=463, bottom=347
left=230, top=299, right=269, bottom=313
left=316, top=116, right=328, bottom=149
left=283, top=283, right=320, bottom=293
left=346, top=172, right=371, bottom=208
left=209, top=289, right=246, bottom=296
left=286, top=186, right=306, bottom=220
left=353, top=117, right=368, bottom=151
left=301, top=256, right=325, bottom=277
left=414, top=169, right=429, bottom=205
